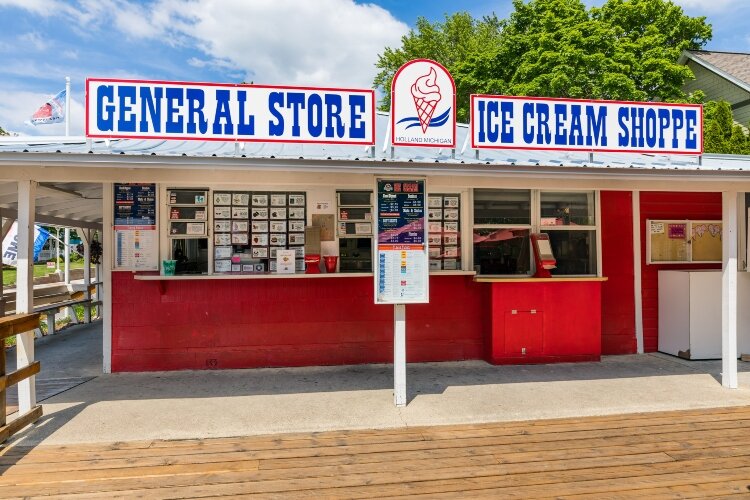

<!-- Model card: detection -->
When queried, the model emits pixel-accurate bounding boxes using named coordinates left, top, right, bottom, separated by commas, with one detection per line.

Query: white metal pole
left=55, top=227, right=60, bottom=273
left=65, top=76, right=70, bottom=137
left=16, top=180, right=37, bottom=413
left=722, top=191, right=739, bottom=389
left=82, top=228, right=91, bottom=323
left=64, top=227, right=70, bottom=284
left=394, top=303, right=406, bottom=407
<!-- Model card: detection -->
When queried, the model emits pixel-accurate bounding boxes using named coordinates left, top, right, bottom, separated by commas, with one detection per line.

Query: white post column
left=632, top=190, right=644, bottom=354
left=722, top=190, right=739, bottom=389
left=64, top=227, right=70, bottom=284
left=394, top=304, right=406, bottom=407
left=102, top=183, right=113, bottom=373
left=82, top=228, right=91, bottom=323
left=16, top=180, right=37, bottom=412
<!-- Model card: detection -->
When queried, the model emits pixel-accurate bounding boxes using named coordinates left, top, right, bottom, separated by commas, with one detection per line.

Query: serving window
left=473, top=189, right=598, bottom=276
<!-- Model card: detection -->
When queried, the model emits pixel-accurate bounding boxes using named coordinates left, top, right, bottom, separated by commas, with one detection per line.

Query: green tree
left=373, top=0, right=712, bottom=122
left=0, top=125, right=8, bottom=136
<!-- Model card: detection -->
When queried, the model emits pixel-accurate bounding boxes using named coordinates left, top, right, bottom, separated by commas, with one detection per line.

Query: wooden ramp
left=1, top=405, right=750, bottom=498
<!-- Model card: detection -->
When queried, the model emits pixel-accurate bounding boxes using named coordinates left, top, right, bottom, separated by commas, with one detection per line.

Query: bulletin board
left=647, top=219, right=722, bottom=264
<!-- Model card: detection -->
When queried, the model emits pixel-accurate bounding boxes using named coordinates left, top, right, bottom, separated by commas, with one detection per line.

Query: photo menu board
left=213, top=191, right=306, bottom=273
left=113, top=183, right=158, bottom=271
left=375, top=179, right=428, bottom=304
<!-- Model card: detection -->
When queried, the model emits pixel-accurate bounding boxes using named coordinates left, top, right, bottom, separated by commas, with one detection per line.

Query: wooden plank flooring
left=2, top=406, right=750, bottom=498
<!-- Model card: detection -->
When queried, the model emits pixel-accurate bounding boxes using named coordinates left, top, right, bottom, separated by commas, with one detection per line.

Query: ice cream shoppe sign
left=470, top=95, right=703, bottom=154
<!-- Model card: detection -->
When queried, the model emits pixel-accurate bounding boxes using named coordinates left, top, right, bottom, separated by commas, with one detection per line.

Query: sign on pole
left=375, top=179, right=429, bottom=304
left=391, top=59, right=455, bottom=148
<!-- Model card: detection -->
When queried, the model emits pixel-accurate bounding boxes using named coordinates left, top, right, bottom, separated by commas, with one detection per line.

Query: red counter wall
left=111, top=273, right=489, bottom=372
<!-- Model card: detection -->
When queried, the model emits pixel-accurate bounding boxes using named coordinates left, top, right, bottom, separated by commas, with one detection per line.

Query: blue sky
left=0, top=0, right=747, bottom=136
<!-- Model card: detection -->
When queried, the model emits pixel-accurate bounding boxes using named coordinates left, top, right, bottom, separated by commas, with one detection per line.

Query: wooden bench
left=0, top=313, right=43, bottom=443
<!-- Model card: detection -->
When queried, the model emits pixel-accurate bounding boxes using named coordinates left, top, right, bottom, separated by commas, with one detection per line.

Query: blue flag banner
left=471, top=95, right=703, bottom=155
left=30, top=89, right=66, bottom=125
left=2, top=223, right=52, bottom=266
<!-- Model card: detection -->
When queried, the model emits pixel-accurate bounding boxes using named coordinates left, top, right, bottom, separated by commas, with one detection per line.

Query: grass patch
left=3, top=261, right=86, bottom=286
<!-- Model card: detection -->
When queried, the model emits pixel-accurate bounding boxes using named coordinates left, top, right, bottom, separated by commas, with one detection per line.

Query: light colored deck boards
left=0, top=405, right=749, bottom=498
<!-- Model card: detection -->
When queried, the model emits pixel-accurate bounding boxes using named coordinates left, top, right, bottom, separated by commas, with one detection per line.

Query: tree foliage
left=0, top=126, right=8, bottom=136
left=374, top=0, right=712, bottom=123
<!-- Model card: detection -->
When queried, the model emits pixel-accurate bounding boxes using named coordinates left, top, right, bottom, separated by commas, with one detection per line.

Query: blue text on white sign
left=86, top=79, right=376, bottom=145
left=471, top=95, right=702, bottom=154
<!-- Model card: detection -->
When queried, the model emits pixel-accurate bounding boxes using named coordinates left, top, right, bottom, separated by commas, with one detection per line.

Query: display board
left=213, top=191, right=306, bottom=274
left=113, top=183, right=158, bottom=271
left=427, top=193, right=461, bottom=271
left=375, top=179, right=428, bottom=304
left=647, top=219, right=722, bottom=264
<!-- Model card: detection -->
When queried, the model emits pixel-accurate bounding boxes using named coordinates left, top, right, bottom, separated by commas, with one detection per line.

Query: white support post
left=65, top=76, right=71, bottom=137
left=632, top=190, right=644, bottom=354
left=102, top=183, right=113, bottom=373
left=722, top=191, right=739, bottom=389
left=55, top=227, right=60, bottom=273
left=64, top=227, right=70, bottom=284
left=16, top=180, right=37, bottom=413
left=394, top=304, right=406, bottom=407
left=82, top=228, right=91, bottom=323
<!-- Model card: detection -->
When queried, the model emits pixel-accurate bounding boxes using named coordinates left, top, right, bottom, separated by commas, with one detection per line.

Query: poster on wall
left=113, top=183, right=158, bottom=270
left=375, top=179, right=429, bottom=304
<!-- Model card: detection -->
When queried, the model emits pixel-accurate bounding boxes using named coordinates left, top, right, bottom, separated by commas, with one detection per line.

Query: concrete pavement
left=5, top=323, right=750, bottom=446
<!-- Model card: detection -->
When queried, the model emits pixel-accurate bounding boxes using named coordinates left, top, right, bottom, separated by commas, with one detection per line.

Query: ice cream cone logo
left=410, top=67, right=442, bottom=133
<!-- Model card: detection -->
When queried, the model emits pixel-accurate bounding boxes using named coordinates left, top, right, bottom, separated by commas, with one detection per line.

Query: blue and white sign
left=86, top=78, right=375, bottom=145
left=391, top=60, right=455, bottom=148
left=471, top=95, right=703, bottom=155
left=2, top=222, right=50, bottom=267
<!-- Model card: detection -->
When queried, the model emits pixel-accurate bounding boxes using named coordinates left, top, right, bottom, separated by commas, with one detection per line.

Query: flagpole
left=65, top=76, right=70, bottom=137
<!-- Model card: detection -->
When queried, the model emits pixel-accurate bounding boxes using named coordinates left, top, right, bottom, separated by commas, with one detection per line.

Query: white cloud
left=19, top=32, right=50, bottom=51
left=167, top=0, right=408, bottom=87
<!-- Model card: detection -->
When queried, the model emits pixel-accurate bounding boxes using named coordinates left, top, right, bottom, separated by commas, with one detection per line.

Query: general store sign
left=86, top=78, right=375, bottom=145
left=471, top=95, right=702, bottom=155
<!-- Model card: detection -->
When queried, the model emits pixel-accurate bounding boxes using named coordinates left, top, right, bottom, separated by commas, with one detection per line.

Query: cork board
left=690, top=222, right=722, bottom=262
left=312, top=214, right=335, bottom=241
left=647, top=219, right=722, bottom=264
left=649, top=221, right=688, bottom=262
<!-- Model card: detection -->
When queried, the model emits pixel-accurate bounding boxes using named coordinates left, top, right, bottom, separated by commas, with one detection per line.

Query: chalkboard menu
left=375, top=179, right=428, bottom=304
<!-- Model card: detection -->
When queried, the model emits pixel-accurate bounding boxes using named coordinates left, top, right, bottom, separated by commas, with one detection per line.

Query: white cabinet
left=658, top=270, right=750, bottom=359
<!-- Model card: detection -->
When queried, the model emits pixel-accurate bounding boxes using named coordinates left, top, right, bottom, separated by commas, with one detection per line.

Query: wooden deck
left=1, top=405, right=750, bottom=498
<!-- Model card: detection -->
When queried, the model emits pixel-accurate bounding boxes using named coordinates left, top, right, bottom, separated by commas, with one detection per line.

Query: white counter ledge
left=133, top=270, right=476, bottom=280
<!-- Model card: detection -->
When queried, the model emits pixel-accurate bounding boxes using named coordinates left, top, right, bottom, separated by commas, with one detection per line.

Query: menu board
left=114, top=184, right=156, bottom=228
left=113, top=183, right=158, bottom=270
left=647, top=219, right=722, bottom=264
left=427, top=194, right=461, bottom=271
left=375, top=179, right=428, bottom=304
left=213, top=190, right=306, bottom=274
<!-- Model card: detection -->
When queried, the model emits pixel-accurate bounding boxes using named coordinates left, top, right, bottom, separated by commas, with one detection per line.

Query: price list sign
left=113, top=183, right=158, bottom=271
left=375, top=179, right=429, bottom=304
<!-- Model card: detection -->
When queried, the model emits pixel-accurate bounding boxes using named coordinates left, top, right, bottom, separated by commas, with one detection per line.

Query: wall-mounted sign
left=391, top=59, right=455, bottom=148
left=113, top=183, right=158, bottom=271
left=86, top=78, right=375, bottom=145
left=375, top=179, right=429, bottom=304
left=471, top=95, right=702, bottom=155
